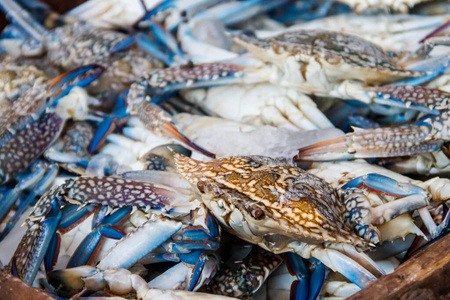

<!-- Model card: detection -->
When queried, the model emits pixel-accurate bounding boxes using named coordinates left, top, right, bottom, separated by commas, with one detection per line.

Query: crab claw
left=286, top=253, right=325, bottom=300
left=89, top=106, right=130, bottom=153
left=370, top=85, right=450, bottom=113
left=295, top=125, right=443, bottom=161
left=47, top=64, right=105, bottom=101
left=48, top=266, right=235, bottom=299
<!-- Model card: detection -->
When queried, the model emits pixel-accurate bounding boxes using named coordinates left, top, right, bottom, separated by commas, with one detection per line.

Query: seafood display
left=0, top=0, right=449, bottom=299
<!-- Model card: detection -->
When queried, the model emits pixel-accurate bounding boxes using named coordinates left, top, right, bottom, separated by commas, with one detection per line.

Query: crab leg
left=0, top=162, right=58, bottom=241
left=368, top=85, right=450, bottom=113
left=0, top=0, right=51, bottom=43
left=131, top=101, right=216, bottom=158
left=295, top=119, right=445, bottom=161
left=341, top=173, right=430, bottom=230
left=148, top=261, right=193, bottom=289
left=47, top=266, right=236, bottom=299
left=138, top=20, right=184, bottom=60
left=0, top=161, right=47, bottom=223
left=5, top=185, right=63, bottom=284
left=291, top=242, right=377, bottom=289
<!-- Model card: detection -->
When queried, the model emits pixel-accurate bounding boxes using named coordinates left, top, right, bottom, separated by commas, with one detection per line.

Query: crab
left=0, top=0, right=165, bottom=100
left=4, top=171, right=222, bottom=297
left=128, top=29, right=448, bottom=119
left=0, top=64, right=104, bottom=184
left=171, top=152, right=440, bottom=288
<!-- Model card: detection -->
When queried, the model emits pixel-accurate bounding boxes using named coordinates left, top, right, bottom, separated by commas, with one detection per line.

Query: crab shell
left=234, top=30, right=423, bottom=89
left=47, top=24, right=131, bottom=70
left=173, top=153, right=368, bottom=254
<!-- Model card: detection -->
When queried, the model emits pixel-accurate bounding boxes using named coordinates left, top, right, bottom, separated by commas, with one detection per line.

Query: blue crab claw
left=66, top=207, right=130, bottom=268
left=291, top=279, right=309, bottom=300
left=286, top=253, right=325, bottom=300
left=57, top=204, right=97, bottom=234
left=97, top=216, right=182, bottom=270
left=295, top=123, right=443, bottom=161
left=89, top=105, right=130, bottom=153
left=61, top=176, right=196, bottom=213
left=342, top=173, right=429, bottom=198
left=89, top=115, right=115, bottom=153
left=172, top=208, right=221, bottom=253
left=148, top=252, right=219, bottom=292
left=148, top=254, right=215, bottom=290
left=127, top=62, right=246, bottom=111
left=369, top=85, right=449, bottom=113
left=312, top=247, right=377, bottom=289
left=47, top=64, right=106, bottom=102
left=395, top=54, right=450, bottom=86
left=308, top=259, right=325, bottom=300
left=188, top=253, right=219, bottom=291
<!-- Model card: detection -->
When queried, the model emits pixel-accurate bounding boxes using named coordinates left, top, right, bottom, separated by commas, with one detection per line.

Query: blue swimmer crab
left=5, top=172, right=221, bottom=298
left=171, top=152, right=437, bottom=288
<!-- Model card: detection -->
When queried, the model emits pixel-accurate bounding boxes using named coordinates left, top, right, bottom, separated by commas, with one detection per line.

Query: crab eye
left=251, top=207, right=265, bottom=220
left=248, top=160, right=261, bottom=168
left=197, top=181, right=206, bottom=193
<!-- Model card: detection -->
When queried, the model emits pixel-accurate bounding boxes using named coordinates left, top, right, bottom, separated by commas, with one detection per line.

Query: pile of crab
left=0, top=0, right=449, bottom=299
